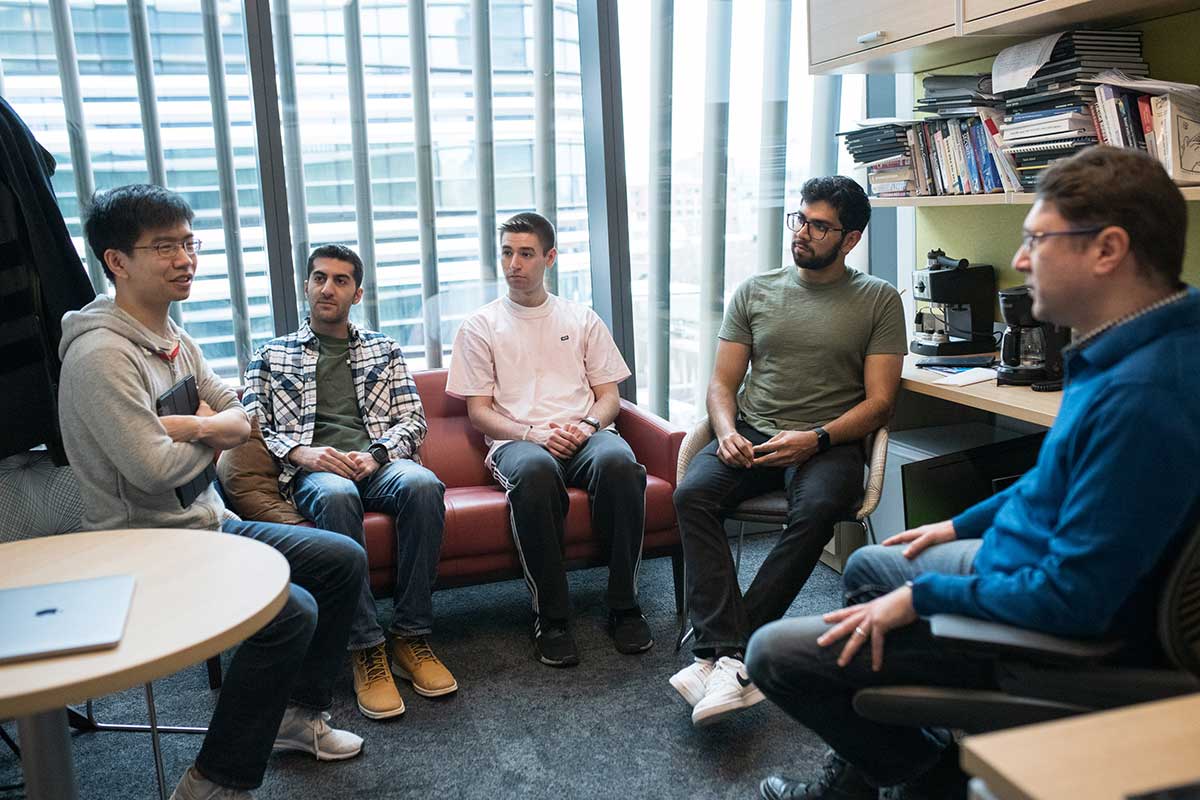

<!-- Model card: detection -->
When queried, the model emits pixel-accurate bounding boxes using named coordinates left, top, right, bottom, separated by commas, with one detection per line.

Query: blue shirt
left=912, top=287, right=1200, bottom=641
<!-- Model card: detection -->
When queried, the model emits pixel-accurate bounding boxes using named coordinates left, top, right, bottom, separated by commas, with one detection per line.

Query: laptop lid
left=0, top=574, right=136, bottom=665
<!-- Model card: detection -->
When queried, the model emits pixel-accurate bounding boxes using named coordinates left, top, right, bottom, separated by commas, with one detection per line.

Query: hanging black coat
left=0, top=97, right=96, bottom=464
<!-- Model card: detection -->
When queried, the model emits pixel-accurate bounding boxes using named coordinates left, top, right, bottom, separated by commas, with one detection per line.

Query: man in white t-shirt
left=446, top=212, right=653, bottom=667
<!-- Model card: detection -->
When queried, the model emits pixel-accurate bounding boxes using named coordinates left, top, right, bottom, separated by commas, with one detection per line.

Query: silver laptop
left=0, top=574, right=136, bottom=665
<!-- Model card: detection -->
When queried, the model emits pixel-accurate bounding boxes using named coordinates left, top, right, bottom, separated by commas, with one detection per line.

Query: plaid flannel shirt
left=242, top=319, right=427, bottom=492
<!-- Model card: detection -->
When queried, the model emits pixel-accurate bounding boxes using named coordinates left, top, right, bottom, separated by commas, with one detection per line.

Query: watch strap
left=814, top=427, right=831, bottom=453
left=369, top=443, right=390, bottom=465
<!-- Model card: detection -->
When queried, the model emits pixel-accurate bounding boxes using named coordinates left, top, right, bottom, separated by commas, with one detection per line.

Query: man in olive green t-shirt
left=671, top=175, right=908, bottom=727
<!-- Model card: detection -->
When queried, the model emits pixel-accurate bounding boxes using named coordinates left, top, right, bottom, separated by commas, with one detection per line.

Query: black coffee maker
left=996, top=286, right=1071, bottom=391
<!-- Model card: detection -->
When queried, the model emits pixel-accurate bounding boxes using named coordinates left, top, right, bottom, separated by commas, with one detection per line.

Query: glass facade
left=0, top=0, right=865, bottom=407
left=0, top=0, right=591, bottom=378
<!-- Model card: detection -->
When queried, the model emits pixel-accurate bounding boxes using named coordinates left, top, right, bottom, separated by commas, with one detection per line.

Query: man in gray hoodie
left=58, top=184, right=367, bottom=800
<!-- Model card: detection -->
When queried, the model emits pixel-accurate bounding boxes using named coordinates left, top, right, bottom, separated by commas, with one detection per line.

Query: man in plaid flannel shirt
left=243, top=244, right=454, bottom=721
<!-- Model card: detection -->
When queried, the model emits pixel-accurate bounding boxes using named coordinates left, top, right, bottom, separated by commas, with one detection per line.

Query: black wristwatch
left=369, top=443, right=390, bottom=466
left=579, top=415, right=602, bottom=432
left=813, top=427, right=831, bottom=453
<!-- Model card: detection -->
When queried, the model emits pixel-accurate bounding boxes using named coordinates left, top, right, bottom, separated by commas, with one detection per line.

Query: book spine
left=1137, top=94, right=1158, bottom=160
left=961, top=119, right=983, bottom=194
left=1088, top=102, right=1107, bottom=145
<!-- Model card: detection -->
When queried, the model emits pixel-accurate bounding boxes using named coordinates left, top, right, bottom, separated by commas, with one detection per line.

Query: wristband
left=522, top=425, right=533, bottom=441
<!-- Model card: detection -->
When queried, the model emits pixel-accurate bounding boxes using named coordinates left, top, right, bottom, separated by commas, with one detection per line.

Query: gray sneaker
left=273, top=706, right=363, bottom=761
left=169, top=766, right=253, bottom=800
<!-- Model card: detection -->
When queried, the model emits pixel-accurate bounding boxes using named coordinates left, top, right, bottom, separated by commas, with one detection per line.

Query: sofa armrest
left=930, top=614, right=1123, bottom=662
left=616, top=399, right=684, bottom=488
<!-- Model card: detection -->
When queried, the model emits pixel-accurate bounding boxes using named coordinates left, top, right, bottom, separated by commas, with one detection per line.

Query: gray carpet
left=0, top=535, right=848, bottom=799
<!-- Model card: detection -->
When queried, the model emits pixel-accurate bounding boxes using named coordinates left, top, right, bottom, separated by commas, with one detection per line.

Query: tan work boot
left=390, top=636, right=458, bottom=697
left=351, top=643, right=405, bottom=719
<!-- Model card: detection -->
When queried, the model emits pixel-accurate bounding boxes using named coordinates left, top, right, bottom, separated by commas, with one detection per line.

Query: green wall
left=910, top=10, right=1200, bottom=308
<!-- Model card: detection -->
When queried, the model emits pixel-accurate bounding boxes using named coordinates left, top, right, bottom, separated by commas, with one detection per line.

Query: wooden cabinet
left=809, top=0, right=1200, bottom=73
left=808, top=0, right=955, bottom=67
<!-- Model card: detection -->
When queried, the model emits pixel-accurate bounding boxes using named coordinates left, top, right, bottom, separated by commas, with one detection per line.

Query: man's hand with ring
left=817, top=586, right=918, bottom=671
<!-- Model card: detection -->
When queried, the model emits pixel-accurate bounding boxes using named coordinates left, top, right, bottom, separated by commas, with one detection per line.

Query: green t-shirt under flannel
left=311, top=332, right=371, bottom=453
left=719, top=266, right=908, bottom=436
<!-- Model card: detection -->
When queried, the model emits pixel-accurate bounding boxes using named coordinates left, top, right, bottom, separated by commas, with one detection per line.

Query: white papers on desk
left=932, top=367, right=997, bottom=387
left=992, top=33, right=1064, bottom=93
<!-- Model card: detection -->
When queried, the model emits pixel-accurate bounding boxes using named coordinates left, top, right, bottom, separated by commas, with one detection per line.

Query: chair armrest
left=616, top=399, right=685, bottom=488
left=676, top=416, right=715, bottom=485
left=856, top=426, right=889, bottom=520
left=930, top=614, right=1124, bottom=661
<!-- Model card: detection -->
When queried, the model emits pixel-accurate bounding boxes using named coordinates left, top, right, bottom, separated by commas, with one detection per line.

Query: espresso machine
left=910, top=249, right=997, bottom=356
left=996, top=286, right=1071, bottom=390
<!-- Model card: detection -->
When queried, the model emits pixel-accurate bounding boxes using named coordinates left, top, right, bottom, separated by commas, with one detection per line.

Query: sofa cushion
left=216, top=416, right=306, bottom=525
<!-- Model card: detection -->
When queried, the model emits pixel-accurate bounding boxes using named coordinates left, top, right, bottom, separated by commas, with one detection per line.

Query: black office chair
left=852, top=518, right=1200, bottom=734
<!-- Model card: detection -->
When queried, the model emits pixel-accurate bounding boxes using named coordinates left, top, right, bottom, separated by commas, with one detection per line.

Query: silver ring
left=853, top=626, right=868, bottom=638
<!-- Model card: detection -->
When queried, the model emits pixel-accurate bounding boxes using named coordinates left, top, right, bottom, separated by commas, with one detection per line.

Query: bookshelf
left=873, top=187, right=1200, bottom=207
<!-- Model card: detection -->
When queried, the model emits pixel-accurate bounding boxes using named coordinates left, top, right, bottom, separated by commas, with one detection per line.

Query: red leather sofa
left=359, top=369, right=686, bottom=607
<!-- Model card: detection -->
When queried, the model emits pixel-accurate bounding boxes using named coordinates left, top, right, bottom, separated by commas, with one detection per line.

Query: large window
left=619, top=0, right=865, bottom=426
left=274, top=0, right=592, bottom=370
left=1, top=0, right=275, bottom=379
left=0, top=0, right=593, bottom=379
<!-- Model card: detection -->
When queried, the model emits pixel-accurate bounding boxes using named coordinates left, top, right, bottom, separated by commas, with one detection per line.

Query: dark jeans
left=195, top=520, right=365, bottom=790
left=745, top=541, right=994, bottom=788
left=291, top=459, right=446, bottom=646
left=490, top=430, right=647, bottom=623
left=674, top=419, right=865, bottom=653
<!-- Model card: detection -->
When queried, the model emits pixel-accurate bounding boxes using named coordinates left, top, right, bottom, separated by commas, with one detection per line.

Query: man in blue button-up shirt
left=745, top=147, right=1200, bottom=800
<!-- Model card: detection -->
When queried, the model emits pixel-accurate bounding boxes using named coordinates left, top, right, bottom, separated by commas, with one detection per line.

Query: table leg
left=17, top=707, right=78, bottom=800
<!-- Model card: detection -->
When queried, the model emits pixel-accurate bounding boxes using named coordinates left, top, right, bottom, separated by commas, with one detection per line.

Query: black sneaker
left=534, top=620, right=579, bottom=667
left=608, top=607, right=654, bottom=654
left=759, top=751, right=876, bottom=800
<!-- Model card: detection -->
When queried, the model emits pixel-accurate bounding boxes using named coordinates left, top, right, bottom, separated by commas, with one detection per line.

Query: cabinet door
left=960, top=0, right=1094, bottom=22
left=808, top=0, right=955, bottom=66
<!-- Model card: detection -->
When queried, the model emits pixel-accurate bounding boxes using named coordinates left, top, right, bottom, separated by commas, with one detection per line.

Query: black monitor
left=901, top=432, right=1046, bottom=529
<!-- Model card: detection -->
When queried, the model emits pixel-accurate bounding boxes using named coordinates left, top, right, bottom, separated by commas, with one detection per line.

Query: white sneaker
left=690, top=656, right=765, bottom=727
left=169, top=766, right=253, bottom=799
left=273, top=706, right=363, bottom=761
left=669, top=657, right=715, bottom=706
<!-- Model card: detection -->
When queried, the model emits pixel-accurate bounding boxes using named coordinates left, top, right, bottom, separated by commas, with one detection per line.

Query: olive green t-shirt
left=311, top=332, right=371, bottom=453
left=719, top=266, right=908, bottom=435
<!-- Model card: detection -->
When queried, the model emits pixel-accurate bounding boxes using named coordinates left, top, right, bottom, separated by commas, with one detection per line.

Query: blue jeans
left=291, top=459, right=445, bottom=647
left=745, top=540, right=995, bottom=788
left=195, top=520, right=365, bottom=790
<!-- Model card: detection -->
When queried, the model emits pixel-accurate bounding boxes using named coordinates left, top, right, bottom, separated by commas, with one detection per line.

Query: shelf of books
left=841, top=29, right=1200, bottom=205
left=873, top=187, right=1200, bottom=208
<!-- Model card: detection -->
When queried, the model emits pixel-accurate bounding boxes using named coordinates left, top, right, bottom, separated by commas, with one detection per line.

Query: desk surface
left=901, top=354, right=1061, bottom=428
left=0, top=529, right=289, bottom=719
left=962, top=694, right=1200, bottom=800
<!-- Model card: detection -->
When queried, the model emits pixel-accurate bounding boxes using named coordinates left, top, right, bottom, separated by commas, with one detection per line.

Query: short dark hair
left=306, top=244, right=364, bottom=288
left=1036, top=146, right=1185, bottom=287
left=799, top=175, right=871, bottom=233
left=84, top=184, right=194, bottom=281
left=499, top=212, right=556, bottom=254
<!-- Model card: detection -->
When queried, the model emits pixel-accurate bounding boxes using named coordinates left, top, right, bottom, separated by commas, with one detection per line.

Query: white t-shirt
left=446, top=294, right=632, bottom=462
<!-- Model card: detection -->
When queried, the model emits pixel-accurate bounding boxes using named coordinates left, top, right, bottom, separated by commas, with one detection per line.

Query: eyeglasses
left=786, top=212, right=844, bottom=240
left=132, top=239, right=202, bottom=259
left=1018, top=227, right=1103, bottom=253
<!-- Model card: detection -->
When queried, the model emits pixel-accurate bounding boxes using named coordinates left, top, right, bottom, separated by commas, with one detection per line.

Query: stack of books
left=836, top=122, right=917, bottom=197
left=914, top=74, right=1002, bottom=117
left=1000, top=30, right=1142, bottom=189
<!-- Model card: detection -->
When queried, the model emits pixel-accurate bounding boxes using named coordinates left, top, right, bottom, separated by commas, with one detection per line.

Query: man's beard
left=792, top=243, right=839, bottom=271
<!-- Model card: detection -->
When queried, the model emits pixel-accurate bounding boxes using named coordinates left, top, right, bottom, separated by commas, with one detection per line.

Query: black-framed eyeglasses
left=786, top=212, right=844, bottom=240
left=132, top=239, right=202, bottom=259
left=1019, top=227, right=1103, bottom=253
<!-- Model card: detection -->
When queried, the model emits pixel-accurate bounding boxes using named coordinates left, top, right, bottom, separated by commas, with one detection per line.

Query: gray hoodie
left=58, top=296, right=247, bottom=531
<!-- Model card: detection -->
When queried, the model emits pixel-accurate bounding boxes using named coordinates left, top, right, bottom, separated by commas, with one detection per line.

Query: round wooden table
left=0, top=529, right=290, bottom=800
